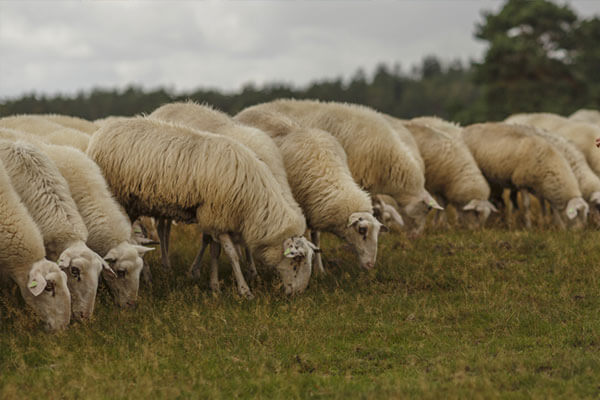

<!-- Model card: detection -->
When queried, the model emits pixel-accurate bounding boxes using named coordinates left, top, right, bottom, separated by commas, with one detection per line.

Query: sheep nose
left=125, top=300, right=137, bottom=309
left=363, top=261, right=374, bottom=270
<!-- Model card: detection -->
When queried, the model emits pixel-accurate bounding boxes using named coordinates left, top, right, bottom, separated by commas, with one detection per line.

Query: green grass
left=2, top=225, right=600, bottom=399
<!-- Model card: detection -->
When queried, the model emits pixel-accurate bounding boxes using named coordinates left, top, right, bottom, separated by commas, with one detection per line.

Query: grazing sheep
left=0, top=159, right=71, bottom=331
left=401, top=120, right=497, bottom=228
left=505, top=113, right=600, bottom=177
left=42, top=114, right=99, bottom=134
left=244, top=99, right=442, bottom=233
left=461, top=123, right=588, bottom=225
left=41, top=144, right=153, bottom=307
left=235, top=107, right=386, bottom=272
left=149, top=102, right=302, bottom=286
left=569, top=109, right=600, bottom=125
left=0, top=115, right=89, bottom=151
left=0, top=140, right=112, bottom=320
left=87, top=117, right=316, bottom=298
left=516, top=128, right=600, bottom=228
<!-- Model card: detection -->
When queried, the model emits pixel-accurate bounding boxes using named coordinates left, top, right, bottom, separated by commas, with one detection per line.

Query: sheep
left=569, top=109, right=600, bottom=125
left=514, top=127, right=600, bottom=228
left=149, top=102, right=303, bottom=286
left=400, top=120, right=497, bottom=228
left=0, top=115, right=89, bottom=151
left=505, top=113, right=600, bottom=177
left=0, top=139, right=113, bottom=320
left=0, top=159, right=71, bottom=331
left=243, top=99, right=442, bottom=234
left=87, top=116, right=317, bottom=298
left=235, top=106, right=386, bottom=272
left=41, top=144, right=154, bottom=307
left=460, top=123, right=588, bottom=226
left=41, top=114, right=99, bottom=134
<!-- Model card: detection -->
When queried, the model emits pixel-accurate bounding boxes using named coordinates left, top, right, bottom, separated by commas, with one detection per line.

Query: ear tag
left=284, top=248, right=291, bottom=256
left=28, top=281, right=38, bottom=288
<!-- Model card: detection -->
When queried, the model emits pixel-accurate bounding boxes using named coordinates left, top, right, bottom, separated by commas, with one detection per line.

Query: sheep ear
left=134, top=237, right=159, bottom=245
left=347, top=214, right=361, bottom=228
left=489, top=202, right=499, bottom=213
left=104, top=255, right=117, bottom=264
left=57, top=254, right=71, bottom=270
left=27, top=273, right=47, bottom=297
left=99, top=257, right=117, bottom=278
left=133, top=245, right=154, bottom=256
left=423, top=192, right=443, bottom=210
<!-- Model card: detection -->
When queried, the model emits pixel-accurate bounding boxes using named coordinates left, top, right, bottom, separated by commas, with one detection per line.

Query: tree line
left=1, top=0, right=598, bottom=125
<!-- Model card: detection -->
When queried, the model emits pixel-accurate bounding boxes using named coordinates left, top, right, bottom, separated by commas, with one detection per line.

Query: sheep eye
left=44, top=281, right=56, bottom=297
left=71, top=267, right=81, bottom=280
left=117, top=270, right=126, bottom=278
left=358, top=227, right=367, bottom=235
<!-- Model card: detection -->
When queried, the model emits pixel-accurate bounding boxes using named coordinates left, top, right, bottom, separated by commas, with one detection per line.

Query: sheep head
left=274, top=236, right=318, bottom=296
left=57, top=241, right=113, bottom=321
left=402, top=190, right=443, bottom=234
left=460, top=199, right=499, bottom=228
left=102, top=241, right=153, bottom=308
left=23, top=259, right=71, bottom=331
left=341, top=212, right=386, bottom=270
left=564, top=197, right=589, bottom=220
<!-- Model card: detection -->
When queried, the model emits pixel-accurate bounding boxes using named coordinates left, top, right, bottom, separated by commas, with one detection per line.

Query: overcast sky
left=0, top=0, right=598, bottom=100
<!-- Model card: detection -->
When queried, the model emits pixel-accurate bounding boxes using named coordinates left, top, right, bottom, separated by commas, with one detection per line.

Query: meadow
left=1, top=221, right=600, bottom=399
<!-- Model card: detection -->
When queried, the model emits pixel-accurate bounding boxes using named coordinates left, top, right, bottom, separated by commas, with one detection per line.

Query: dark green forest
left=1, top=0, right=598, bottom=124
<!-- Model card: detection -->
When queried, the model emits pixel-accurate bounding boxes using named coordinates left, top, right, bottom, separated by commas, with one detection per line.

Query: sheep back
left=87, top=117, right=305, bottom=253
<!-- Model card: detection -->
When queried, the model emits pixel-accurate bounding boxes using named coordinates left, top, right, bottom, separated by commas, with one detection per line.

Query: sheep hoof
left=240, top=287, right=254, bottom=300
left=188, top=267, right=202, bottom=280
left=249, top=272, right=260, bottom=285
left=210, top=282, right=220, bottom=294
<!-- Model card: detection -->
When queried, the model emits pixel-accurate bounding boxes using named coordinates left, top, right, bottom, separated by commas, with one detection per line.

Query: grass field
left=2, top=224, right=600, bottom=399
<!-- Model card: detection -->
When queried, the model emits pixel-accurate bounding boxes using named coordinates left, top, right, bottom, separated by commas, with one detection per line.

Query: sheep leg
left=551, top=207, right=567, bottom=230
left=520, top=189, right=532, bottom=229
left=218, top=233, right=253, bottom=299
left=188, top=233, right=211, bottom=279
left=157, top=218, right=172, bottom=269
left=310, top=230, right=325, bottom=274
left=209, top=238, right=221, bottom=293
left=245, top=247, right=259, bottom=283
left=141, top=259, right=152, bottom=285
